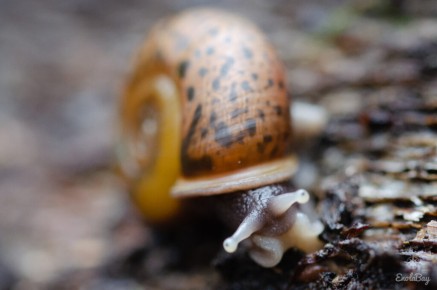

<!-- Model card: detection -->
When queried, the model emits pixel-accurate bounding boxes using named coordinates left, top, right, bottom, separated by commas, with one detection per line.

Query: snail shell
left=119, top=8, right=297, bottom=218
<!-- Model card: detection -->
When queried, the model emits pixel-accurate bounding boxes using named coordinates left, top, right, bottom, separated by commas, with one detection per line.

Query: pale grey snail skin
left=118, top=8, right=326, bottom=268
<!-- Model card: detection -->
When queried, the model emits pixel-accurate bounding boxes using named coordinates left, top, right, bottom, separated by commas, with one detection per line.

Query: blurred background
left=0, top=0, right=436, bottom=289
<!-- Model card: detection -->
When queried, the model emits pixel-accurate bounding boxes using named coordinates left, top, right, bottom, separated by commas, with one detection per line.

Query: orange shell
left=121, top=8, right=295, bottom=198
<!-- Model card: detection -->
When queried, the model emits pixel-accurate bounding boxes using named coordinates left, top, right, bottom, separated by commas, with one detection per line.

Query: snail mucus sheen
left=118, top=8, right=324, bottom=267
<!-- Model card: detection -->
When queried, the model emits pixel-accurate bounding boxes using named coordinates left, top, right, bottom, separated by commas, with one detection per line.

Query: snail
left=117, top=8, right=325, bottom=268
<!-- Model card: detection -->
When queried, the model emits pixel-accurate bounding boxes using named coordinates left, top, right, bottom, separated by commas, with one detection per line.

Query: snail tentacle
left=268, top=189, right=309, bottom=216
left=223, top=211, right=262, bottom=253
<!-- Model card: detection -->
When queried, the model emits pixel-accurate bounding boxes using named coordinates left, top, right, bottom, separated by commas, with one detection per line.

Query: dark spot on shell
left=245, top=119, right=256, bottom=137
left=230, top=108, right=248, bottom=119
left=212, top=78, right=221, bottom=91
left=241, top=81, right=252, bottom=92
left=206, top=47, right=215, bottom=55
left=182, top=155, right=213, bottom=176
left=234, top=131, right=245, bottom=144
left=267, top=79, right=274, bottom=87
left=229, top=82, right=237, bottom=102
left=274, top=105, right=283, bottom=116
left=215, top=122, right=234, bottom=148
left=187, top=86, right=195, bottom=101
left=210, top=111, right=217, bottom=126
left=257, top=142, right=266, bottom=154
left=200, top=128, right=208, bottom=139
left=263, top=135, right=273, bottom=143
left=198, top=67, right=208, bottom=77
left=257, top=109, right=265, bottom=120
left=278, top=80, right=285, bottom=90
left=178, top=60, right=189, bottom=79
left=251, top=73, right=258, bottom=80
left=242, top=46, right=253, bottom=59
left=185, top=105, right=202, bottom=143
left=181, top=104, right=212, bottom=176
left=270, top=146, right=279, bottom=158
left=220, top=57, right=235, bottom=77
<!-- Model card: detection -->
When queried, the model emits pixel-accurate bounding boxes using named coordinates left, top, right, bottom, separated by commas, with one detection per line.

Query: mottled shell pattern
left=120, top=8, right=296, bottom=200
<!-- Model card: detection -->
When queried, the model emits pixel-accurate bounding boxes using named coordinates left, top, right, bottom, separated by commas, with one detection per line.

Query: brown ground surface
left=0, top=0, right=436, bottom=289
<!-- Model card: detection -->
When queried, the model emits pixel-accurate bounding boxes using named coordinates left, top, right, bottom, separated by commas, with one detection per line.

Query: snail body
left=118, top=8, right=323, bottom=267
